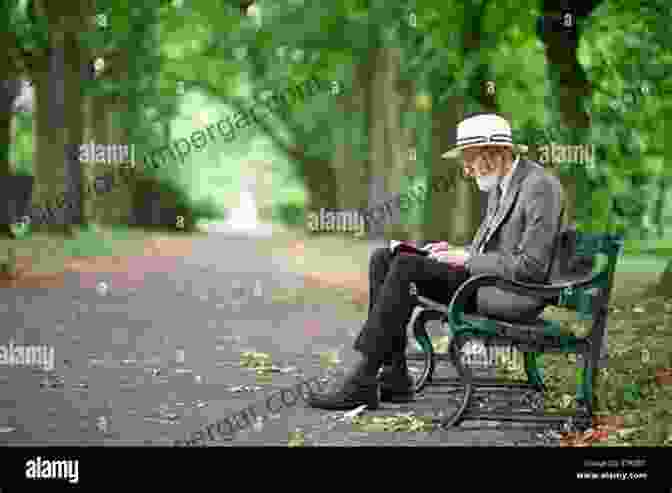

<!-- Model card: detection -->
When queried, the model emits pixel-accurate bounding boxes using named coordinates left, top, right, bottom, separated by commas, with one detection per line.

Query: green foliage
left=272, top=202, right=306, bottom=228
left=129, top=168, right=224, bottom=232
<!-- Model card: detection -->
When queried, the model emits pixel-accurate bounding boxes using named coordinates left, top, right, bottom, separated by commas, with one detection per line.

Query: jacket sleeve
left=466, top=178, right=561, bottom=283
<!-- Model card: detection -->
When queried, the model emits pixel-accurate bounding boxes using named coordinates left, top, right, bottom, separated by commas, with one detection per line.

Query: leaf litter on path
left=229, top=384, right=263, bottom=393
left=288, top=428, right=305, bottom=447
left=144, top=403, right=181, bottom=425
left=559, top=415, right=631, bottom=447
left=351, top=412, right=433, bottom=433
left=239, top=351, right=295, bottom=375
left=318, top=349, right=341, bottom=368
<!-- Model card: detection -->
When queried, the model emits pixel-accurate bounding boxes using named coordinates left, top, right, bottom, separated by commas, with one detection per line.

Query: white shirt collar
left=499, top=154, right=519, bottom=199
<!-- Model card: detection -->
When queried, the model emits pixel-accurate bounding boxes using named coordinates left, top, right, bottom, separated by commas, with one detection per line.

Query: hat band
left=456, top=133, right=512, bottom=147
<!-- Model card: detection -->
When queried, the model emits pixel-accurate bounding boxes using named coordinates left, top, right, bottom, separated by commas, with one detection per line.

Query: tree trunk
left=63, top=23, right=87, bottom=228
left=0, top=80, right=22, bottom=238
left=653, top=175, right=669, bottom=238
left=284, top=145, right=336, bottom=212
left=380, top=47, right=412, bottom=238
left=31, top=3, right=71, bottom=235
left=366, top=46, right=410, bottom=239
left=654, top=259, right=672, bottom=298
left=540, top=1, right=604, bottom=228
left=331, top=60, right=370, bottom=215
left=422, top=1, right=495, bottom=244
left=366, top=46, right=390, bottom=239
left=32, top=41, right=68, bottom=234
left=0, top=80, right=21, bottom=175
left=87, top=94, right=113, bottom=225
left=96, top=50, right=134, bottom=227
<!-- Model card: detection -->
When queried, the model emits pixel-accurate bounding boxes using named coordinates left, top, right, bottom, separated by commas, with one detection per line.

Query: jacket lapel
left=470, top=189, right=499, bottom=255
left=480, top=159, right=531, bottom=250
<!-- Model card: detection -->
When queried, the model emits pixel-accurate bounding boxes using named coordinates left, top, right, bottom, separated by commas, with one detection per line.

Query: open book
left=389, top=240, right=469, bottom=257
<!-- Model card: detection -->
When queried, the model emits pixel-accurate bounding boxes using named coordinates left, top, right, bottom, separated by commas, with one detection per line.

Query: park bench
left=406, top=229, right=623, bottom=432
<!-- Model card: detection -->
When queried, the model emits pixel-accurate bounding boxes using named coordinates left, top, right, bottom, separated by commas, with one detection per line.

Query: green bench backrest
left=554, top=231, right=624, bottom=320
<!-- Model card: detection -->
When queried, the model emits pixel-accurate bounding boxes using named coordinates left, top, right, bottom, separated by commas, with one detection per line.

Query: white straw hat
left=442, top=113, right=528, bottom=159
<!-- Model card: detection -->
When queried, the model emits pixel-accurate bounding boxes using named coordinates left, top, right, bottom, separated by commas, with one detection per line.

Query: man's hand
left=429, top=249, right=470, bottom=267
left=423, top=241, right=453, bottom=253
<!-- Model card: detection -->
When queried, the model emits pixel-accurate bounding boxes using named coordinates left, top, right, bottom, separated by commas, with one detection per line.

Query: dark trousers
left=353, top=248, right=476, bottom=362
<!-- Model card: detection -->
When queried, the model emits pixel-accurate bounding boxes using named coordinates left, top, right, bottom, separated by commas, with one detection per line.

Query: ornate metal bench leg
left=439, top=334, right=475, bottom=428
left=408, top=309, right=441, bottom=392
left=574, top=349, right=597, bottom=430
left=524, top=352, right=547, bottom=392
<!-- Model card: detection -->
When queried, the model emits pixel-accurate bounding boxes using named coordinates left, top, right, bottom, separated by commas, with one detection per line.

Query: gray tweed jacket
left=465, top=158, right=564, bottom=321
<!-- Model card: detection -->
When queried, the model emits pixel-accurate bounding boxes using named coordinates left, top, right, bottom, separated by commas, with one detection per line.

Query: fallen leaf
left=288, top=429, right=305, bottom=447
left=319, top=350, right=341, bottom=367
left=654, top=368, right=672, bottom=386
left=359, top=423, right=390, bottom=432
left=616, top=427, right=642, bottom=440
left=584, top=428, right=610, bottom=442
left=593, top=415, right=625, bottom=430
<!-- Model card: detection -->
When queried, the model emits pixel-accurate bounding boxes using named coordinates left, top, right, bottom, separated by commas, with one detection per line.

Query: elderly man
left=307, top=113, right=564, bottom=410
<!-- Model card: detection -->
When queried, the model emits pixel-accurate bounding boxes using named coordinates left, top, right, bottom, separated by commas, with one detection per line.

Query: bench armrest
left=446, top=272, right=601, bottom=328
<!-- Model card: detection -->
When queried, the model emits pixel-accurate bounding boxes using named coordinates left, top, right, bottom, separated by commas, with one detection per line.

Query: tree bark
left=0, top=80, right=21, bottom=175
left=0, top=80, right=23, bottom=238
left=31, top=2, right=71, bottom=235
left=331, top=59, right=370, bottom=216
left=366, top=46, right=411, bottom=239
left=96, top=50, right=134, bottom=227
left=422, top=0, right=495, bottom=243
left=539, top=0, right=604, bottom=227
left=422, top=91, right=464, bottom=242
left=653, top=259, right=672, bottom=297
left=63, top=22, right=87, bottom=228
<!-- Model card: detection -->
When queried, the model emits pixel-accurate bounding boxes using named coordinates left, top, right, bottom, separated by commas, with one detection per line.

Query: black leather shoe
left=379, top=364, right=415, bottom=403
left=306, top=374, right=380, bottom=410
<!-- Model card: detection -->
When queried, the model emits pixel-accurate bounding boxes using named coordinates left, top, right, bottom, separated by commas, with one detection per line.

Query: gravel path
left=0, top=233, right=553, bottom=446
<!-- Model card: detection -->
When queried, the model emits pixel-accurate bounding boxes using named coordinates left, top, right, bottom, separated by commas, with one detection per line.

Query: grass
left=623, top=237, right=672, bottom=258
